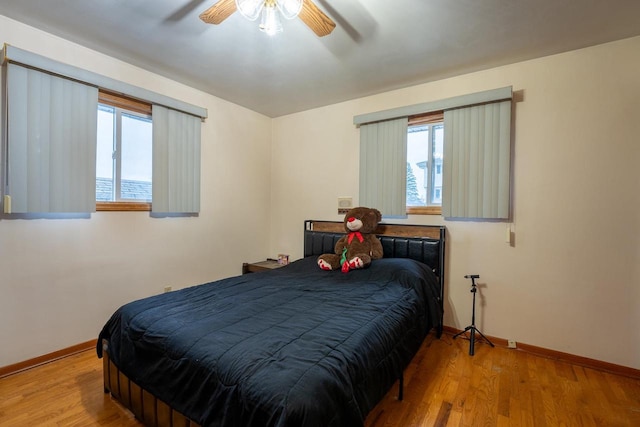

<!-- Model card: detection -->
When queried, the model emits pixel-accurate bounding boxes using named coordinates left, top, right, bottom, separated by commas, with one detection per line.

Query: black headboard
left=304, top=220, right=446, bottom=333
left=304, top=220, right=445, bottom=276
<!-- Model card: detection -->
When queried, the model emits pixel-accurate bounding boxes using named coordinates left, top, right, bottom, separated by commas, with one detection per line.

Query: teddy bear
left=317, top=207, right=384, bottom=272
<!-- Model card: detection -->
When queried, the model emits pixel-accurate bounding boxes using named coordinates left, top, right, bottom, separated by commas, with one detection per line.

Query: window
left=96, top=91, right=153, bottom=211
left=356, top=87, right=512, bottom=220
left=2, top=45, right=206, bottom=215
left=406, top=111, right=444, bottom=215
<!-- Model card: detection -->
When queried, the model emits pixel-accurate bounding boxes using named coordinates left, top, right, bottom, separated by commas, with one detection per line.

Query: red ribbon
left=348, top=231, right=364, bottom=244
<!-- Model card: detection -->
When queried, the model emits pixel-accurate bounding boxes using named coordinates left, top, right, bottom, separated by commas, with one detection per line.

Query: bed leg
left=398, top=373, right=404, bottom=401
left=103, top=344, right=110, bottom=394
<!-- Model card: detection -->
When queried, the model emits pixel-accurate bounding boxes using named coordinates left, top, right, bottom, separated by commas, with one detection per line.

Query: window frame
left=96, top=90, right=152, bottom=212
left=406, top=111, right=444, bottom=216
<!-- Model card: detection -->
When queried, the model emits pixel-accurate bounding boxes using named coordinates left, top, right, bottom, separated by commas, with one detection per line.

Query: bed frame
left=102, top=221, right=446, bottom=427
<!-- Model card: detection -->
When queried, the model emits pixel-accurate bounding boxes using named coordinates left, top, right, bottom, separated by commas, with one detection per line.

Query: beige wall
left=0, top=16, right=273, bottom=367
left=1, top=14, right=638, bottom=372
left=271, top=36, right=640, bottom=370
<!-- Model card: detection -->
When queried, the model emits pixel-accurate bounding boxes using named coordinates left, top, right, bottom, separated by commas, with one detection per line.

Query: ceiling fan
left=199, top=0, right=336, bottom=37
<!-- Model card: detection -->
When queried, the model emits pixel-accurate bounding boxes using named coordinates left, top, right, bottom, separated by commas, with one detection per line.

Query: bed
left=98, top=221, right=445, bottom=427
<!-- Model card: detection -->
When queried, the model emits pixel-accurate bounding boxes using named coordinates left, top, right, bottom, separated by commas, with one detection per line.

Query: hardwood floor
left=1, top=334, right=639, bottom=426
left=366, top=335, right=640, bottom=426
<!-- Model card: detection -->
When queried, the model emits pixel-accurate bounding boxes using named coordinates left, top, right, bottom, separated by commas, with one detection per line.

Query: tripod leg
left=473, top=328, right=495, bottom=348
left=469, top=327, right=475, bottom=356
left=453, top=326, right=472, bottom=340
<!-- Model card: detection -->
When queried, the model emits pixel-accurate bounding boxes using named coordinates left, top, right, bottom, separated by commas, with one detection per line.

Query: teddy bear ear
left=373, top=208, right=382, bottom=222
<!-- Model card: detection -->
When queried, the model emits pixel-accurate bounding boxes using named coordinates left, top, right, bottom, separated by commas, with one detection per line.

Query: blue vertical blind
left=442, top=100, right=511, bottom=219
left=359, top=117, right=408, bottom=217
left=6, top=64, right=98, bottom=213
left=152, top=105, right=201, bottom=213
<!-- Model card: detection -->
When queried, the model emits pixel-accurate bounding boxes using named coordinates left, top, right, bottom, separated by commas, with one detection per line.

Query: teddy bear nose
left=348, top=217, right=356, bottom=222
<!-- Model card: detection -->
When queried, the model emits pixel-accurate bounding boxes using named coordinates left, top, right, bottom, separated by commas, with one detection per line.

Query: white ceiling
left=1, top=0, right=639, bottom=118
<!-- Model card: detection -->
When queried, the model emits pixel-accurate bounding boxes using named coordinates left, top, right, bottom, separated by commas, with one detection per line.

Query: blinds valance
left=353, top=86, right=512, bottom=126
left=1, top=44, right=207, bottom=120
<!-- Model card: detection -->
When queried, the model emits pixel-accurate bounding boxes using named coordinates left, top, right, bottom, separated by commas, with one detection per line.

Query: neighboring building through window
left=406, top=111, right=444, bottom=214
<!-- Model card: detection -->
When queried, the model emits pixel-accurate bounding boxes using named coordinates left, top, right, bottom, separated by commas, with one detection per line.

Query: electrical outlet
left=164, top=286, right=172, bottom=293
left=507, top=340, right=517, bottom=349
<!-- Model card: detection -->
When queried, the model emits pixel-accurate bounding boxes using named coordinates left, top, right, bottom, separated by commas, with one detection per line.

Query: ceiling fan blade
left=298, top=0, right=336, bottom=37
left=199, top=0, right=237, bottom=24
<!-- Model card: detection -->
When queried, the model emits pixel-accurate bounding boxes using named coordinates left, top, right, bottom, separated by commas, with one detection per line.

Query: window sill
left=406, top=206, right=442, bottom=215
left=96, top=202, right=151, bottom=212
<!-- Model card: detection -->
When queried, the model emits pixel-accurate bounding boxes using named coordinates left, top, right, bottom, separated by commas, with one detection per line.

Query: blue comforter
left=97, top=256, right=442, bottom=426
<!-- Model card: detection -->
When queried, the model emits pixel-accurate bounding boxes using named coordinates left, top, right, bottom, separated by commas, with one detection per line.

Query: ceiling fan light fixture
left=276, top=0, right=303, bottom=20
left=235, top=0, right=264, bottom=21
left=259, top=4, right=283, bottom=36
left=200, top=0, right=336, bottom=37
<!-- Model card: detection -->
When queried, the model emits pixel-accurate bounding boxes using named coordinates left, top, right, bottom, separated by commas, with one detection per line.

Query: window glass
left=96, top=105, right=115, bottom=202
left=407, top=121, right=444, bottom=207
left=431, top=124, right=444, bottom=205
left=121, top=113, right=152, bottom=200
left=407, top=124, right=429, bottom=206
left=96, top=104, right=152, bottom=203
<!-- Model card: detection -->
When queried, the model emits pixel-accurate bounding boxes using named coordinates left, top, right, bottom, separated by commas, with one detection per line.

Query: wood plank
left=129, top=382, right=144, bottom=421
left=109, top=359, right=120, bottom=398
left=309, top=220, right=443, bottom=239
left=119, top=371, right=131, bottom=408
left=103, top=350, right=110, bottom=392
left=157, top=399, right=171, bottom=426
left=142, top=389, right=157, bottom=425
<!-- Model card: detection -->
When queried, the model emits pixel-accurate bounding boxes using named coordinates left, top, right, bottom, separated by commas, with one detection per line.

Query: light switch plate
left=338, top=197, right=353, bottom=214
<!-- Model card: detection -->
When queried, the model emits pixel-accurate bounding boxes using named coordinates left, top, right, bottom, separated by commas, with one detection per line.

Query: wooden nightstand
left=242, top=259, right=285, bottom=274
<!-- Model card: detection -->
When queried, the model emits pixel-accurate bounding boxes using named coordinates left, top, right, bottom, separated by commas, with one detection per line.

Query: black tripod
left=453, top=274, right=494, bottom=355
